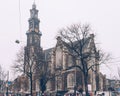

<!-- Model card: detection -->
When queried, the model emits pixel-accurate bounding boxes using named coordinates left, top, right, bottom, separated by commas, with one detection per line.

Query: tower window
left=29, top=36, right=32, bottom=44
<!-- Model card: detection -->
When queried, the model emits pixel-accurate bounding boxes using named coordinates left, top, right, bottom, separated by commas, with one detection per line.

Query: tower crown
left=32, top=3, right=36, bottom=9
left=30, top=3, right=38, bottom=18
left=28, top=3, right=41, bottom=34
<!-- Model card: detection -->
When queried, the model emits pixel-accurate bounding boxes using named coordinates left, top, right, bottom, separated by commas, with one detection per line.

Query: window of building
left=67, top=73, right=75, bottom=88
left=46, top=80, right=51, bottom=91
left=55, top=47, right=62, bottom=68
left=36, top=80, right=39, bottom=91
left=68, top=55, right=73, bottom=67
left=56, top=76, right=62, bottom=90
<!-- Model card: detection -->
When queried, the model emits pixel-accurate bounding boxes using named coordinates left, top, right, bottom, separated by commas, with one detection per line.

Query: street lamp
left=15, top=40, right=20, bottom=44
left=15, top=40, right=25, bottom=46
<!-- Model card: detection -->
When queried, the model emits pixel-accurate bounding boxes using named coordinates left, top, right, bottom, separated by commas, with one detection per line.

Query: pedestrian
left=94, top=90, right=96, bottom=96
left=101, top=93, right=104, bottom=96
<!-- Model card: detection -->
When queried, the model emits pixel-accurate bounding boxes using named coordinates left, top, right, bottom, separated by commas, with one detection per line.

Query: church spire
left=26, top=3, right=42, bottom=47
left=30, top=2, right=38, bottom=18
left=32, top=1, right=36, bottom=9
left=28, top=3, right=41, bottom=34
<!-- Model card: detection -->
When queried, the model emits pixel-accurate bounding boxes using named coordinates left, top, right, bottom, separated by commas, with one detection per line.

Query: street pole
left=56, top=76, right=58, bottom=96
left=6, top=71, right=9, bottom=96
left=74, top=65, right=77, bottom=96
left=6, top=86, right=8, bottom=96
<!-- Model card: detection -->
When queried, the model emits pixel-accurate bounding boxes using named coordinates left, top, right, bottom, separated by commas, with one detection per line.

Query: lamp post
left=6, top=82, right=8, bottom=96
left=6, top=71, right=9, bottom=96
left=56, top=76, right=58, bottom=96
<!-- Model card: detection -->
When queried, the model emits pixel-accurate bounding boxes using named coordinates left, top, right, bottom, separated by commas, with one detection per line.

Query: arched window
left=56, top=76, right=62, bottom=90
left=67, top=73, right=75, bottom=88
left=46, top=80, right=51, bottom=91
left=68, top=55, right=73, bottom=67
left=55, top=47, right=62, bottom=68
left=36, top=80, right=39, bottom=91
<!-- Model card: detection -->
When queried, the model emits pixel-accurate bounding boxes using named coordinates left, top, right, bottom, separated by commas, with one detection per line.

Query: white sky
left=0, top=0, right=120, bottom=80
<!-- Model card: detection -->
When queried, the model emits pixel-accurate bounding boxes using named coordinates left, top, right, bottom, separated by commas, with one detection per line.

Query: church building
left=12, top=3, right=106, bottom=96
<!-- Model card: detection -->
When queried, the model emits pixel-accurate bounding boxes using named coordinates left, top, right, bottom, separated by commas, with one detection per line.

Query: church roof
left=44, top=48, right=54, bottom=60
left=43, top=34, right=96, bottom=60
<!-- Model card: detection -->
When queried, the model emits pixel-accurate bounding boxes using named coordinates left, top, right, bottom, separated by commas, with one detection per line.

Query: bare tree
left=13, top=46, right=43, bottom=95
left=39, top=59, right=53, bottom=94
left=13, top=47, right=24, bottom=74
left=117, top=67, right=120, bottom=80
left=58, top=23, right=110, bottom=96
left=0, top=65, right=7, bottom=93
left=13, top=47, right=54, bottom=95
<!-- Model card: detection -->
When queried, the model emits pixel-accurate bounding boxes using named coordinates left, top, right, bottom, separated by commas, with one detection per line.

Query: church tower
left=24, top=3, right=43, bottom=59
left=24, top=3, right=43, bottom=92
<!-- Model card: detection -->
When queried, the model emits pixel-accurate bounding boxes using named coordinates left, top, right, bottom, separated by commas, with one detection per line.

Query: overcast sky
left=0, top=0, right=120, bottom=80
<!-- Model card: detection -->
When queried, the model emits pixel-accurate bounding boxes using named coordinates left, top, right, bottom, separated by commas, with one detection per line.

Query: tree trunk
left=74, top=85, right=77, bottom=96
left=96, top=74, right=99, bottom=91
left=84, top=72, right=89, bottom=96
left=30, top=73, right=33, bottom=96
